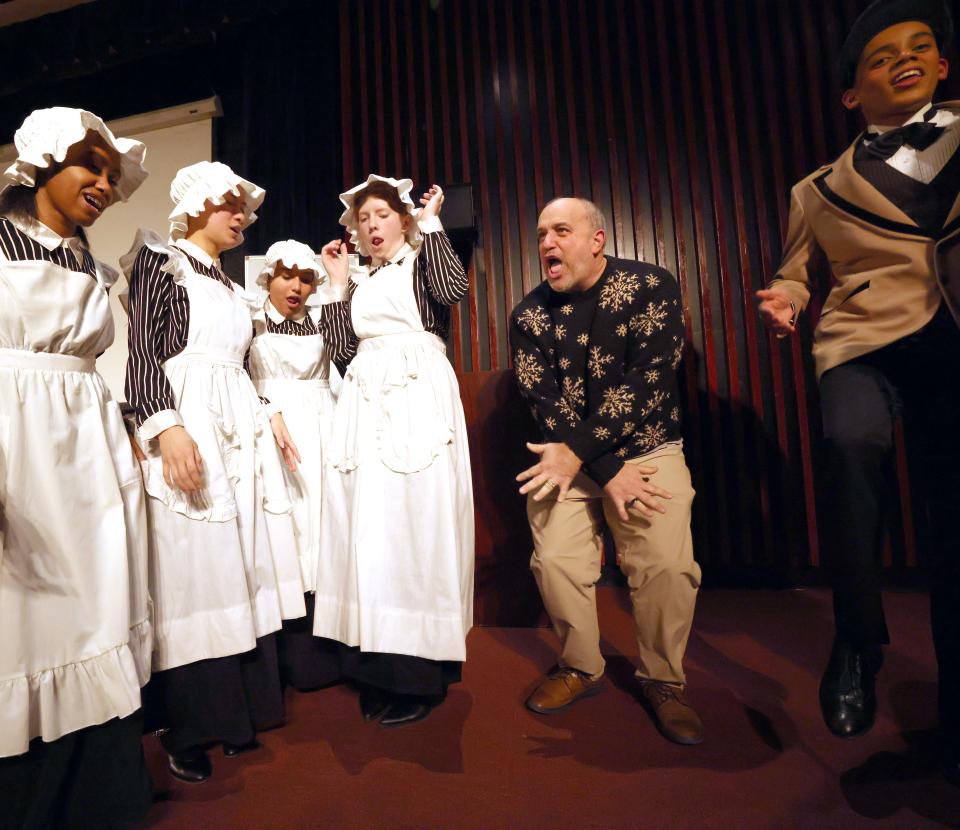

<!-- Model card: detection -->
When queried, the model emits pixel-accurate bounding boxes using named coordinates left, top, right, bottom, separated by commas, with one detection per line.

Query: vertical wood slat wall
left=338, top=0, right=949, bottom=580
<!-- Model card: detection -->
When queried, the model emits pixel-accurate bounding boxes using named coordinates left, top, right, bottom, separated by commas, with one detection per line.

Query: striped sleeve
left=317, top=280, right=360, bottom=375
left=125, top=246, right=183, bottom=438
left=419, top=227, right=468, bottom=305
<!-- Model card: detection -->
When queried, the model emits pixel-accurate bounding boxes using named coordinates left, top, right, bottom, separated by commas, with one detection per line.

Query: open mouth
left=285, top=294, right=302, bottom=308
left=892, top=67, right=923, bottom=88
left=82, top=192, right=104, bottom=215
left=543, top=255, right=563, bottom=279
left=370, top=236, right=384, bottom=248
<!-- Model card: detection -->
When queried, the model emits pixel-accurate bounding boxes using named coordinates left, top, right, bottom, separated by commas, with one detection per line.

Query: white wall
left=87, top=118, right=213, bottom=400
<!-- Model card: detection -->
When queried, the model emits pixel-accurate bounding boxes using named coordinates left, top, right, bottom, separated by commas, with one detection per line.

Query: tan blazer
left=771, top=100, right=960, bottom=378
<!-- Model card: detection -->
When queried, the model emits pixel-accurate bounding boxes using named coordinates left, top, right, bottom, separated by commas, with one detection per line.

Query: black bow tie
left=863, top=121, right=946, bottom=160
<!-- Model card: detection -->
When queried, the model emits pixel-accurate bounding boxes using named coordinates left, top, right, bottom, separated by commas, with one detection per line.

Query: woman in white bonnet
left=0, top=107, right=153, bottom=826
left=123, top=161, right=304, bottom=783
left=247, top=239, right=340, bottom=690
left=316, top=175, right=474, bottom=727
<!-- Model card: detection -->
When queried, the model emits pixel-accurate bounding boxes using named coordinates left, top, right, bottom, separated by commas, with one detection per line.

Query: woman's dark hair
left=0, top=169, right=89, bottom=247
left=352, top=181, right=409, bottom=220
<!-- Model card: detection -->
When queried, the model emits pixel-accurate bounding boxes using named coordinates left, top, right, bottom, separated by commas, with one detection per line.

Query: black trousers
left=144, top=634, right=285, bottom=755
left=818, top=303, right=960, bottom=743
left=0, top=712, right=152, bottom=830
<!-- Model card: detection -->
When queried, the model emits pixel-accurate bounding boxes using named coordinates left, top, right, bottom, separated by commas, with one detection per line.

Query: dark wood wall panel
left=339, top=0, right=959, bottom=590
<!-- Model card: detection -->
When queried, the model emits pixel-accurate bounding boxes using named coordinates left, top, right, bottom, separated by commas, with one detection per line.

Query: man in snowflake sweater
left=510, top=197, right=702, bottom=745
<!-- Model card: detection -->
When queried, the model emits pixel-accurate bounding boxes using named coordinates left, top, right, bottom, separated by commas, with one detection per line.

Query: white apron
left=247, top=307, right=335, bottom=592
left=0, top=251, right=152, bottom=758
left=313, top=247, right=474, bottom=661
left=130, top=233, right=305, bottom=672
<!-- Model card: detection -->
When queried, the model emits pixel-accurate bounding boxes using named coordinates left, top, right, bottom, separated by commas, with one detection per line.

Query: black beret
left=837, top=0, right=953, bottom=88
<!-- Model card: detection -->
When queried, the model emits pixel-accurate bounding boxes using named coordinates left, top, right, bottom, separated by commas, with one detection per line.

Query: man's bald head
left=537, top=197, right=607, bottom=293
left=540, top=197, right=607, bottom=233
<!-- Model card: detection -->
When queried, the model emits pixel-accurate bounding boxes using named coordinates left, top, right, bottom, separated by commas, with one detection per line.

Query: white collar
left=372, top=242, right=413, bottom=270
left=175, top=237, right=221, bottom=269
left=7, top=213, right=84, bottom=255
left=265, top=297, right=308, bottom=325
left=866, top=102, right=958, bottom=134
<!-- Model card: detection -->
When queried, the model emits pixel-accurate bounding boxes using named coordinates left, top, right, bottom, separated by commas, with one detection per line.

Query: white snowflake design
left=635, top=421, right=667, bottom=451
left=622, top=421, right=636, bottom=436
left=593, top=426, right=611, bottom=440
left=616, top=446, right=630, bottom=458
left=576, top=333, right=589, bottom=346
left=557, top=398, right=579, bottom=427
left=545, top=416, right=557, bottom=430
left=670, top=407, right=680, bottom=423
left=554, top=324, right=567, bottom=340
left=629, top=300, right=670, bottom=336
left=562, top=376, right=586, bottom=408
left=514, top=349, right=544, bottom=390
left=644, top=369, right=660, bottom=384
left=516, top=305, right=552, bottom=336
left=640, top=389, right=667, bottom=419
left=671, top=344, right=684, bottom=369
left=559, top=357, right=571, bottom=370
left=645, top=272, right=661, bottom=289
left=598, top=385, right=635, bottom=418
left=561, top=304, right=574, bottom=316
left=557, top=376, right=586, bottom=426
left=587, top=346, right=616, bottom=379
left=615, top=324, right=628, bottom=337
left=599, top=270, right=641, bottom=312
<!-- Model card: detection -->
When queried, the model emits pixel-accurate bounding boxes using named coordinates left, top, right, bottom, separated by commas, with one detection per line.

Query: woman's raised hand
left=321, top=239, right=350, bottom=287
left=419, top=184, right=444, bottom=221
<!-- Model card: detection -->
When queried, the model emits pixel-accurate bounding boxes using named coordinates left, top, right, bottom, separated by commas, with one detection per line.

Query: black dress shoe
left=359, top=686, right=391, bottom=722
left=223, top=739, right=260, bottom=757
left=379, top=700, right=433, bottom=728
left=167, top=749, right=212, bottom=783
left=819, top=638, right=881, bottom=738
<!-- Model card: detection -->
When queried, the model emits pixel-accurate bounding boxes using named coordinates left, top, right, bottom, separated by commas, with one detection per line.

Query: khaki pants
left=528, top=443, right=700, bottom=685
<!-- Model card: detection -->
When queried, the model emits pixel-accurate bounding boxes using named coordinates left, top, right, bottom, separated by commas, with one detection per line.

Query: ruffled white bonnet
left=3, top=107, right=148, bottom=201
left=338, top=173, right=421, bottom=257
left=256, top=239, right=324, bottom=289
left=168, top=160, right=264, bottom=243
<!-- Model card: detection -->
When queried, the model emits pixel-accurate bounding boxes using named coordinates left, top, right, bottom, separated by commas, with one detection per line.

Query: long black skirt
left=278, top=594, right=342, bottom=691
left=0, top=711, right=152, bottom=830
left=144, top=634, right=284, bottom=754
left=339, top=644, right=462, bottom=700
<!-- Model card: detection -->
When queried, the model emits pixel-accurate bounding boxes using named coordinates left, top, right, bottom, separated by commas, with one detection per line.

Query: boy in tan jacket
left=757, top=0, right=960, bottom=786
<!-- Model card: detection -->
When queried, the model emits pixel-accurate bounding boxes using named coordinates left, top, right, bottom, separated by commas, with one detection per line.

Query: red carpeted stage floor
left=138, top=588, right=960, bottom=829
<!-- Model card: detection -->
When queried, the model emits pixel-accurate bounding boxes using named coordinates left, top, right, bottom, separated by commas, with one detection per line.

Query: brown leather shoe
left=638, top=680, right=703, bottom=745
left=526, top=667, right=605, bottom=714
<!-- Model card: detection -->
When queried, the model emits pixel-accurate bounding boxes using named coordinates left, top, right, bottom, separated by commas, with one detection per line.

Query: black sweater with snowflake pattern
left=509, top=256, right=685, bottom=487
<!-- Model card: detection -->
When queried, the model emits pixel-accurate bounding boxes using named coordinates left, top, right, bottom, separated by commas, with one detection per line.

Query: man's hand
left=516, top=442, right=582, bottom=502
left=158, top=425, right=204, bottom=493
left=756, top=286, right=796, bottom=339
left=270, top=413, right=301, bottom=472
left=603, top=463, right=671, bottom=521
